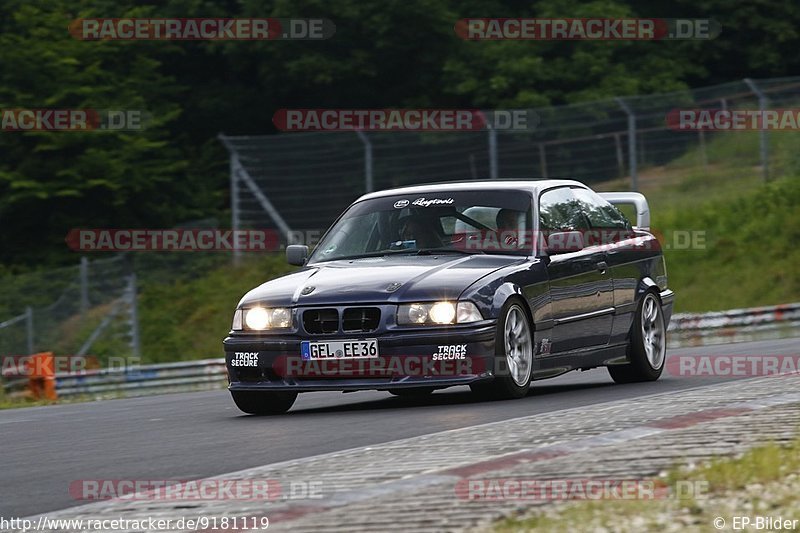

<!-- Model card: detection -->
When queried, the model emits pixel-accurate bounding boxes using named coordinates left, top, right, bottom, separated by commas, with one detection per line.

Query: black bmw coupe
left=224, top=180, right=674, bottom=414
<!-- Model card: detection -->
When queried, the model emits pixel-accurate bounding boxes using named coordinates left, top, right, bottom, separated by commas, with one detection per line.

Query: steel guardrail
left=3, top=302, right=800, bottom=398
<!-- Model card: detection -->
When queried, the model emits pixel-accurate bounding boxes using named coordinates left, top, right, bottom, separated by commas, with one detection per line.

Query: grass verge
left=493, top=433, right=800, bottom=532
left=138, top=254, right=295, bottom=363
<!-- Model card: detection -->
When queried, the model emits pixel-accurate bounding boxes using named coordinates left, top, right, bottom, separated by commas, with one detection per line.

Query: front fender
left=491, top=282, right=527, bottom=318
left=460, top=259, right=549, bottom=322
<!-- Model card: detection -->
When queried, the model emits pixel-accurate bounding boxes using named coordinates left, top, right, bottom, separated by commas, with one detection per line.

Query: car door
left=538, top=187, right=614, bottom=353
left=570, top=187, right=666, bottom=346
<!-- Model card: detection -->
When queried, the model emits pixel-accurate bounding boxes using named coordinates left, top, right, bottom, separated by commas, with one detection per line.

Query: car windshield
left=308, top=189, right=533, bottom=263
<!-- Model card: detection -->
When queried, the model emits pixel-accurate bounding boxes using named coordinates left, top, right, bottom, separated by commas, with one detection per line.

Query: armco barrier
left=56, top=358, right=228, bottom=397
left=2, top=358, right=228, bottom=399
left=668, top=302, right=800, bottom=347
left=2, top=303, right=799, bottom=399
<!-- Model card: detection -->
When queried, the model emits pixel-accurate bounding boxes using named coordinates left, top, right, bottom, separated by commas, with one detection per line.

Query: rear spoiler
left=598, top=192, right=650, bottom=230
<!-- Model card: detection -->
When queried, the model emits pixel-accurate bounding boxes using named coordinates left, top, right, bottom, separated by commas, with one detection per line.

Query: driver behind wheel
left=495, top=208, right=521, bottom=249
left=397, top=214, right=441, bottom=249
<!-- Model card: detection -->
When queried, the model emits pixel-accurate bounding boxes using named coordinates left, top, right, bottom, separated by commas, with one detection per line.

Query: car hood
left=239, top=254, right=524, bottom=307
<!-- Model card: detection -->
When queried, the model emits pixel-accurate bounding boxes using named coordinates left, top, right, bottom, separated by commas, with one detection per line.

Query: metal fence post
left=488, top=126, right=498, bottom=179
left=615, top=97, right=638, bottom=191
left=614, top=133, right=624, bottom=177
left=698, top=130, right=708, bottom=169
left=219, top=134, right=293, bottom=246
left=80, top=256, right=89, bottom=319
left=744, top=78, right=769, bottom=182
left=356, top=131, right=373, bottom=192
left=25, top=306, right=34, bottom=354
left=128, top=274, right=141, bottom=360
left=228, top=142, right=242, bottom=265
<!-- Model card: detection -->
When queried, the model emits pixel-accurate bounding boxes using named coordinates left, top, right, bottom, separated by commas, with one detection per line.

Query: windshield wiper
left=314, top=247, right=487, bottom=263
left=316, top=249, right=419, bottom=262
left=415, top=248, right=484, bottom=255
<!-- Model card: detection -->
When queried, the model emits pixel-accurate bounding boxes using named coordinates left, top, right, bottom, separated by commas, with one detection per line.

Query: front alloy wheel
left=505, top=304, right=534, bottom=387
left=471, top=300, right=533, bottom=400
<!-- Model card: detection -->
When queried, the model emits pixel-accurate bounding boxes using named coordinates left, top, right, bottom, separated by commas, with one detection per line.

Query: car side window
left=571, top=188, right=632, bottom=230
left=539, top=187, right=589, bottom=231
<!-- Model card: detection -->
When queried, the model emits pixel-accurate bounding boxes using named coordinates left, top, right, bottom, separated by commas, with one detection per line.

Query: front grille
left=342, top=307, right=381, bottom=332
left=303, top=308, right=339, bottom=334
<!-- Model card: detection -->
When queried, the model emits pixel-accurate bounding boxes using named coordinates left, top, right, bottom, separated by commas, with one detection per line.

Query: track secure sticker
left=432, top=345, right=467, bottom=360
left=231, top=352, right=259, bottom=367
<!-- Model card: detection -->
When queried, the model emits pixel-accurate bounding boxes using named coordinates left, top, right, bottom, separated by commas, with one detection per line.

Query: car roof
left=356, top=179, right=587, bottom=202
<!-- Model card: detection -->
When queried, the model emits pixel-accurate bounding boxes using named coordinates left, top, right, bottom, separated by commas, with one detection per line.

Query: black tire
left=388, top=388, right=435, bottom=398
left=231, top=390, right=297, bottom=415
left=470, top=299, right=533, bottom=400
left=608, top=290, right=666, bottom=384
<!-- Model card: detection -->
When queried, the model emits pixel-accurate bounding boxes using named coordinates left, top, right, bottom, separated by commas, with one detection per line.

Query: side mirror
left=546, top=231, right=585, bottom=254
left=286, top=244, right=309, bottom=266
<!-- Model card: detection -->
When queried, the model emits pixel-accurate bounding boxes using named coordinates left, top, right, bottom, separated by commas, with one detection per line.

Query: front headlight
left=232, top=306, right=292, bottom=331
left=429, top=301, right=456, bottom=324
left=397, top=301, right=483, bottom=325
left=245, top=307, right=271, bottom=329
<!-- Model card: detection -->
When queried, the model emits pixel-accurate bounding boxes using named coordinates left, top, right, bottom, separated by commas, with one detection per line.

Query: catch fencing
left=0, top=255, right=138, bottom=360
left=0, top=219, right=227, bottom=363
left=221, top=76, right=800, bottom=256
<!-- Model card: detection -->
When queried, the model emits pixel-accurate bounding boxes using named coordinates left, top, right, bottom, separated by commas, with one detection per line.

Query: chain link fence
left=0, top=219, right=230, bottom=363
left=221, top=76, right=800, bottom=247
left=0, top=255, right=136, bottom=360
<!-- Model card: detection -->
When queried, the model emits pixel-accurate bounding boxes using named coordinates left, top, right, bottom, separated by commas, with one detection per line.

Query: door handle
left=596, top=261, right=608, bottom=273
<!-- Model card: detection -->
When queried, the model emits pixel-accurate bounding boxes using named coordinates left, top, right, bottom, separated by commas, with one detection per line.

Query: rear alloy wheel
left=231, top=390, right=297, bottom=415
left=471, top=300, right=533, bottom=400
left=608, top=291, right=666, bottom=383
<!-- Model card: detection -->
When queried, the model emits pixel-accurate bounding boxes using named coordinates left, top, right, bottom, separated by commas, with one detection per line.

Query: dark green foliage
left=3, top=0, right=800, bottom=269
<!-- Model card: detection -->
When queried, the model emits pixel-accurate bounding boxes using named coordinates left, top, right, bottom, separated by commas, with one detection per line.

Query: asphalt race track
left=1, top=337, right=798, bottom=518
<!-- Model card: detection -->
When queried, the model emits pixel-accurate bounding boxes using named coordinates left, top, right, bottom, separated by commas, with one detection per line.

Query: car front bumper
left=223, top=322, right=498, bottom=393
left=660, top=288, right=675, bottom=325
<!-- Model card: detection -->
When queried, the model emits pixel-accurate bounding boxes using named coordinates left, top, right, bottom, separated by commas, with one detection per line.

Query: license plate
left=301, top=339, right=379, bottom=360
